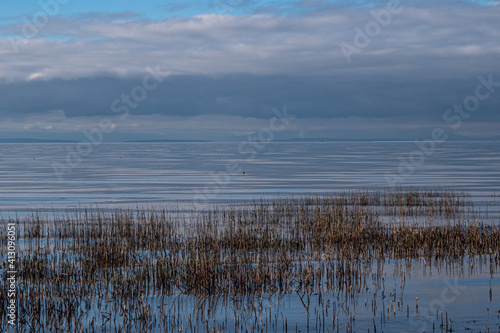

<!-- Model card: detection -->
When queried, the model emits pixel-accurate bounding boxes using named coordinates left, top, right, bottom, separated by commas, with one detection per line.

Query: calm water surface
left=0, top=141, right=499, bottom=215
left=1, top=141, right=499, bottom=331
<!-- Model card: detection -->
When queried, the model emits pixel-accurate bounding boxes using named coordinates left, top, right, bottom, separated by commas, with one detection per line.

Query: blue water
left=0, top=141, right=499, bottom=215
left=1, top=141, right=499, bottom=332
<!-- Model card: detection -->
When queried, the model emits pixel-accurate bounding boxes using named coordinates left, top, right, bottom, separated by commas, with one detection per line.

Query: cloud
left=2, top=109, right=498, bottom=141
left=0, top=1, right=499, bottom=139
left=1, top=74, right=499, bottom=123
left=0, top=3, right=498, bottom=80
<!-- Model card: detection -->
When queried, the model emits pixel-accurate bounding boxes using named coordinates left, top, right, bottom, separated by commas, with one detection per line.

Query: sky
left=0, top=0, right=499, bottom=141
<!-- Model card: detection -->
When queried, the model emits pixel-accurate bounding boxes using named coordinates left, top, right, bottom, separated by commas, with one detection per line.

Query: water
left=131, top=264, right=498, bottom=332
left=1, top=141, right=499, bottom=215
left=69, top=265, right=497, bottom=332
left=1, top=141, right=499, bottom=332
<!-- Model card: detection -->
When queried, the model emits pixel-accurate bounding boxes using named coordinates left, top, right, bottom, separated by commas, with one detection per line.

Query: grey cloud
left=3, top=110, right=498, bottom=141
left=1, top=1, right=499, bottom=140
left=0, top=74, right=499, bottom=123
left=0, top=3, right=499, bottom=80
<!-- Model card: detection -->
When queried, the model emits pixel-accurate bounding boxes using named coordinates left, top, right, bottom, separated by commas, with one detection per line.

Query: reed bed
left=0, top=189, right=498, bottom=332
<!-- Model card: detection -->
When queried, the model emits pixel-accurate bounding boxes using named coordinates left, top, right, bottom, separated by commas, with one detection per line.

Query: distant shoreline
left=1, top=138, right=499, bottom=143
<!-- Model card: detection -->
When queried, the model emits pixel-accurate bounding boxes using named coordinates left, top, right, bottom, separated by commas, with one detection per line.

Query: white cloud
left=0, top=2, right=499, bottom=141
left=27, top=72, right=45, bottom=81
left=0, top=3, right=498, bottom=81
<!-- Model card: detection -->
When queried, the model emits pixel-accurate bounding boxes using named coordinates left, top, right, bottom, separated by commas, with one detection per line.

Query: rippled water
left=1, top=141, right=499, bottom=215
left=1, top=141, right=499, bottom=332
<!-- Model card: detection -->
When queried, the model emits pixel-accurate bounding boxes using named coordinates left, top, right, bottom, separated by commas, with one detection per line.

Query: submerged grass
left=0, top=189, right=499, bottom=332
